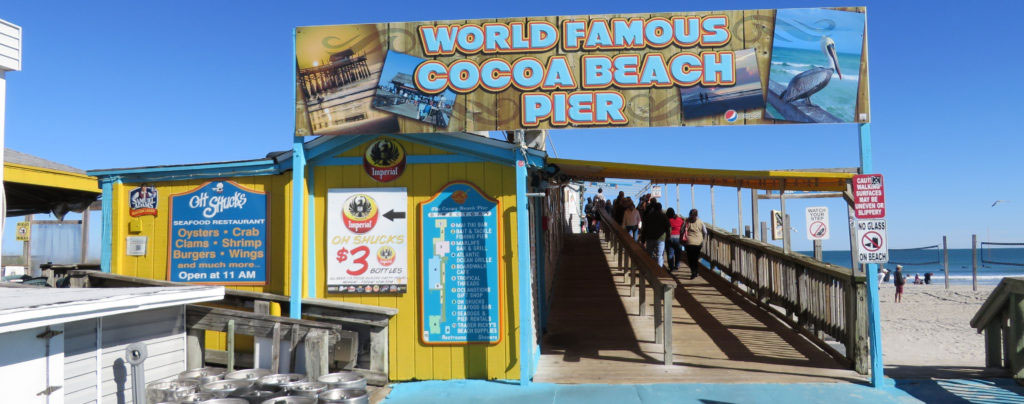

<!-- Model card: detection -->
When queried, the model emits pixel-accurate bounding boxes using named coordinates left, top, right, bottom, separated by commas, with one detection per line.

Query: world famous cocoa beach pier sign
left=295, top=7, right=870, bottom=136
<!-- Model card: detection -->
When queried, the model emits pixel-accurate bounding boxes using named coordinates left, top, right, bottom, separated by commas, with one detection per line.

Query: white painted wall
left=99, top=306, right=185, bottom=404
left=0, top=325, right=65, bottom=404
left=64, top=319, right=99, bottom=404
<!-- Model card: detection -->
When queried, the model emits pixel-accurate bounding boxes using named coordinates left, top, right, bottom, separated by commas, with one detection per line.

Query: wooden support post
left=973, top=234, right=978, bottom=292
left=813, top=240, right=823, bottom=261
left=760, top=221, right=767, bottom=243
left=663, top=285, right=675, bottom=366
left=847, top=282, right=870, bottom=375
left=943, top=236, right=950, bottom=290
left=783, top=214, right=792, bottom=254
left=1004, top=310, right=1013, bottom=369
left=654, top=284, right=663, bottom=345
left=737, top=187, right=743, bottom=236
left=305, top=330, right=330, bottom=380
left=986, top=318, right=1003, bottom=368
left=710, top=185, right=716, bottom=228
left=81, top=209, right=90, bottom=263
left=370, top=326, right=389, bottom=374
left=289, top=324, right=300, bottom=373
left=638, top=273, right=646, bottom=316
left=751, top=189, right=759, bottom=239
left=227, top=319, right=236, bottom=372
left=23, top=214, right=32, bottom=275
left=186, top=328, right=205, bottom=370
left=690, top=184, right=695, bottom=209
left=629, top=260, right=637, bottom=297
left=271, top=322, right=282, bottom=373
left=1013, top=294, right=1024, bottom=380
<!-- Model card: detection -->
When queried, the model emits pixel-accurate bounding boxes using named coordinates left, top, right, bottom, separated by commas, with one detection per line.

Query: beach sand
left=879, top=283, right=997, bottom=377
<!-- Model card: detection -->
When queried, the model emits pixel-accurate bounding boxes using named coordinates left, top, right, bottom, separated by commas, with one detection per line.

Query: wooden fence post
left=663, top=284, right=675, bottom=366
left=654, top=284, right=663, bottom=345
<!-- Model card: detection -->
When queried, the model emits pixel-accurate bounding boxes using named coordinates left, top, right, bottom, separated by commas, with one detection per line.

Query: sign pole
left=943, top=236, right=949, bottom=290
left=858, top=122, right=885, bottom=388
left=290, top=137, right=305, bottom=319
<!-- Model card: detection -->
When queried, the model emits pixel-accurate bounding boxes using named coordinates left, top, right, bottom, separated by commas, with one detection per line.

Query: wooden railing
left=66, top=270, right=397, bottom=385
left=701, top=226, right=868, bottom=373
left=596, top=209, right=676, bottom=366
left=971, top=277, right=1024, bottom=380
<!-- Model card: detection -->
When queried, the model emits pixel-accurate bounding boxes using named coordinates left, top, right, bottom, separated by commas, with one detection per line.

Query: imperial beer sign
left=363, top=137, right=406, bottom=182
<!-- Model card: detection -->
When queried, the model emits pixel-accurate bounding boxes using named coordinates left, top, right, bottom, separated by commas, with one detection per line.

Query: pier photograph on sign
left=326, top=188, right=409, bottom=293
left=419, top=181, right=502, bottom=344
left=373, top=50, right=457, bottom=127
left=679, top=48, right=765, bottom=120
left=167, top=181, right=268, bottom=284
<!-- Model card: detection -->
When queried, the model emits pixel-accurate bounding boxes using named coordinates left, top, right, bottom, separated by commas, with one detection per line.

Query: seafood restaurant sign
left=168, top=181, right=268, bottom=284
left=295, top=7, right=870, bottom=136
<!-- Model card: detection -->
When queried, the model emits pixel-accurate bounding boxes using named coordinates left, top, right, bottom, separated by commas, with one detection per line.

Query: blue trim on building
left=309, top=154, right=485, bottom=167
left=515, top=151, right=534, bottom=385
left=532, top=196, right=546, bottom=373
left=304, top=134, right=375, bottom=163
left=100, top=177, right=117, bottom=273
left=306, top=169, right=317, bottom=298
left=290, top=138, right=306, bottom=319
left=88, top=159, right=280, bottom=182
left=858, top=122, right=886, bottom=388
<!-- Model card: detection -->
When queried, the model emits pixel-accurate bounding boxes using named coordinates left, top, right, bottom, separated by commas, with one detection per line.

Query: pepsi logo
left=724, top=109, right=738, bottom=122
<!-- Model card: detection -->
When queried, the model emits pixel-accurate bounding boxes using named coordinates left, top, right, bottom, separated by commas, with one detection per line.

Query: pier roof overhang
left=547, top=158, right=855, bottom=192
left=4, top=149, right=101, bottom=217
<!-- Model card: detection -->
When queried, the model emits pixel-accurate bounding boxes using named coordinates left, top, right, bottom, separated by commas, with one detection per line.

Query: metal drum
left=317, top=372, right=366, bottom=390
left=256, top=373, right=307, bottom=389
left=225, top=368, right=273, bottom=381
left=259, top=397, right=317, bottom=404
left=146, top=378, right=200, bottom=403
left=180, top=367, right=228, bottom=384
left=285, top=381, right=328, bottom=397
left=317, top=388, right=369, bottom=404
left=177, top=391, right=217, bottom=403
left=227, top=385, right=286, bottom=404
left=196, top=399, right=249, bottom=404
left=201, top=379, right=255, bottom=398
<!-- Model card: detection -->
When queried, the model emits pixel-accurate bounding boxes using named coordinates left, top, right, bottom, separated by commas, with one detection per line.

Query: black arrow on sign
left=383, top=209, right=406, bottom=221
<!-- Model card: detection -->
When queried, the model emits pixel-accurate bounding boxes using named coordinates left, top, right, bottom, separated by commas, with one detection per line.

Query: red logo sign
left=852, top=174, right=885, bottom=219
left=363, top=138, right=406, bottom=182
left=342, top=194, right=379, bottom=234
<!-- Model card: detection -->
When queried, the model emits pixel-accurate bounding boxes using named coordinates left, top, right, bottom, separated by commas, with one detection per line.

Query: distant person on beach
left=914, top=274, right=922, bottom=285
left=877, top=267, right=887, bottom=285
left=925, top=272, right=933, bottom=284
left=893, top=265, right=906, bottom=303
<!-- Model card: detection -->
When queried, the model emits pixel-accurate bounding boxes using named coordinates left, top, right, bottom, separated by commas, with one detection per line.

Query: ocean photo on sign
left=679, top=48, right=764, bottom=121
left=373, top=50, right=457, bottom=128
left=766, top=8, right=865, bottom=123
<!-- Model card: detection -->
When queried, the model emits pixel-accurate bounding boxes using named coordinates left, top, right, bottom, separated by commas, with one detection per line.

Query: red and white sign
left=327, top=187, right=408, bottom=294
left=855, top=219, right=888, bottom=264
left=852, top=174, right=885, bottom=219
left=805, top=206, right=830, bottom=241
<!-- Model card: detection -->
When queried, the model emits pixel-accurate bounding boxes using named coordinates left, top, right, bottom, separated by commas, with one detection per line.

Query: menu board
left=420, top=182, right=501, bottom=344
left=167, top=180, right=268, bottom=284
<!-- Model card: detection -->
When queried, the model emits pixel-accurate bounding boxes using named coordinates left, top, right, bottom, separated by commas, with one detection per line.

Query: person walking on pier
left=683, top=209, right=707, bottom=280
left=623, top=199, right=641, bottom=241
left=642, top=202, right=670, bottom=267
left=666, top=208, right=684, bottom=271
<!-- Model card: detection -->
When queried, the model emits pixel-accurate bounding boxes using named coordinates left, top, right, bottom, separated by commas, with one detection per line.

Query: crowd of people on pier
left=583, top=188, right=708, bottom=279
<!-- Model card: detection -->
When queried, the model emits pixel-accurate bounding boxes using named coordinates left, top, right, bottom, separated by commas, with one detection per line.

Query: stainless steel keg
left=317, top=388, right=369, bottom=404
left=317, top=372, right=366, bottom=390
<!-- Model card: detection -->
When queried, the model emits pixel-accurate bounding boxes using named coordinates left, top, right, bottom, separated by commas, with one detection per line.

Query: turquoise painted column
left=100, top=177, right=117, bottom=273
left=306, top=170, right=317, bottom=298
left=515, top=150, right=534, bottom=385
left=290, top=138, right=306, bottom=319
left=859, top=123, right=885, bottom=387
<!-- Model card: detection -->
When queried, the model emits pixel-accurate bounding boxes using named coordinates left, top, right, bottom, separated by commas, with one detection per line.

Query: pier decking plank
left=535, top=234, right=865, bottom=384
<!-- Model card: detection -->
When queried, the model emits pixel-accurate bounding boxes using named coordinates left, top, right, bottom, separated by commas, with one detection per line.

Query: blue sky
left=2, top=0, right=1022, bottom=255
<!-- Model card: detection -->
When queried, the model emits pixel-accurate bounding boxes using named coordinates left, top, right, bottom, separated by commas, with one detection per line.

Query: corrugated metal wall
left=64, top=319, right=98, bottom=404
left=100, top=307, right=185, bottom=403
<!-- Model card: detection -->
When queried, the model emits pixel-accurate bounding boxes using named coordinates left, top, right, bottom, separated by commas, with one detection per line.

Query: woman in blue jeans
left=622, top=199, right=641, bottom=240
left=640, top=202, right=670, bottom=266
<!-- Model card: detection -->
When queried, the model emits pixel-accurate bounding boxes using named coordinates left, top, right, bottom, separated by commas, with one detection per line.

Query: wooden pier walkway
left=535, top=233, right=866, bottom=384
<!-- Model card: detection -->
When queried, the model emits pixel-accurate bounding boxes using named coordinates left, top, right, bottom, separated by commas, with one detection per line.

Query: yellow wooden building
left=89, top=132, right=548, bottom=382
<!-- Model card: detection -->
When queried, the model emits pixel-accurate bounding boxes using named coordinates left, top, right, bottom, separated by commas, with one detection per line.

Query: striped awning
left=547, top=158, right=855, bottom=192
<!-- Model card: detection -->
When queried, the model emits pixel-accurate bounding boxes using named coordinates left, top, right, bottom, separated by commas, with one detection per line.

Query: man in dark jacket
left=640, top=202, right=670, bottom=267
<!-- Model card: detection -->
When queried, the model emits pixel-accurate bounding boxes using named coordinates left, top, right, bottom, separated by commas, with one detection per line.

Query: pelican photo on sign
left=766, top=8, right=866, bottom=123
left=805, top=206, right=830, bottom=240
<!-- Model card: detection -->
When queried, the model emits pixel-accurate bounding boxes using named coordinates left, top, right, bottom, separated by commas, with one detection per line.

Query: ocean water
left=799, top=248, right=1024, bottom=286
left=767, top=47, right=862, bottom=122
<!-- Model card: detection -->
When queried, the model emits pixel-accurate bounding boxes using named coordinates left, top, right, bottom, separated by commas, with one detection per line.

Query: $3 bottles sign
left=327, top=188, right=408, bottom=293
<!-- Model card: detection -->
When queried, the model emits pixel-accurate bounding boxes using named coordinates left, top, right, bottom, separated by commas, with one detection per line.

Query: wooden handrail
left=970, top=277, right=1024, bottom=376
left=596, top=208, right=676, bottom=366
